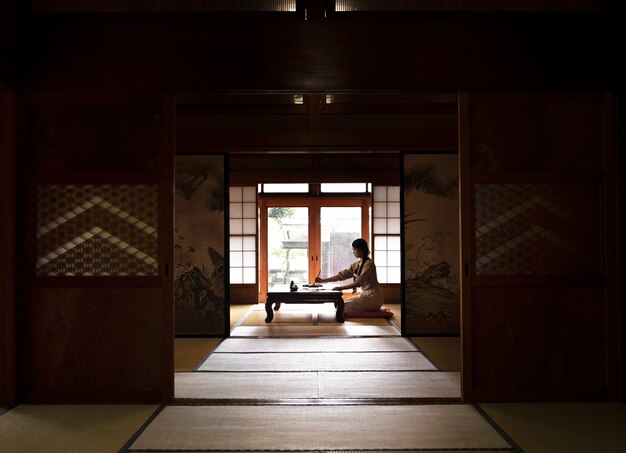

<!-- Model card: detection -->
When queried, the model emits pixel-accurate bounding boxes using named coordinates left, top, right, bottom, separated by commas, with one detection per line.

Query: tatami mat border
left=172, top=398, right=464, bottom=405
left=126, top=445, right=514, bottom=451
left=119, top=405, right=166, bottom=452
left=472, top=405, right=523, bottom=453
left=209, top=351, right=421, bottom=355
left=126, top=448, right=513, bottom=452
left=385, top=317, right=402, bottom=334
left=407, top=339, right=442, bottom=372
left=187, top=369, right=446, bottom=374
left=190, top=338, right=227, bottom=372
left=231, top=305, right=256, bottom=330
left=227, top=335, right=403, bottom=339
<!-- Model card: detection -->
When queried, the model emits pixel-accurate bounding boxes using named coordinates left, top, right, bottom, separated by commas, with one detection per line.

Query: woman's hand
left=315, top=276, right=324, bottom=283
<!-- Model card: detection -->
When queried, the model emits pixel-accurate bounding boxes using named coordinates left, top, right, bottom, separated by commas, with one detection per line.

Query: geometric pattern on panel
left=36, top=184, right=159, bottom=276
left=474, top=184, right=601, bottom=275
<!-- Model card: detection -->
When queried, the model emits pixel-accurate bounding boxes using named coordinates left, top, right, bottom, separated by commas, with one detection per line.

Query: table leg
left=265, top=301, right=274, bottom=323
left=335, top=299, right=345, bottom=323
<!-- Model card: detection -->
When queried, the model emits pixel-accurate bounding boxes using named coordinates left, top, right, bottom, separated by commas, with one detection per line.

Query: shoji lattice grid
left=229, top=186, right=257, bottom=284
left=35, top=184, right=159, bottom=276
left=474, top=183, right=601, bottom=275
left=373, top=186, right=401, bottom=283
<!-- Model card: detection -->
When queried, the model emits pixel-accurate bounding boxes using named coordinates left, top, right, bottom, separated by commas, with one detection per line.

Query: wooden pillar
left=0, top=89, right=16, bottom=407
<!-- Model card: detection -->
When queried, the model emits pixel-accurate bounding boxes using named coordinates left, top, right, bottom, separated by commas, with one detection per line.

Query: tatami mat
left=318, top=371, right=461, bottom=399
left=174, top=338, right=222, bottom=371
left=214, top=337, right=417, bottom=353
left=242, top=310, right=313, bottom=325
left=0, top=404, right=158, bottom=453
left=246, top=303, right=397, bottom=327
left=175, top=371, right=460, bottom=399
left=230, top=325, right=399, bottom=337
left=318, top=314, right=393, bottom=325
left=410, top=336, right=461, bottom=371
left=480, top=402, right=626, bottom=453
left=250, top=303, right=323, bottom=311
left=198, top=351, right=436, bottom=371
left=129, top=404, right=511, bottom=451
left=175, top=372, right=319, bottom=399
left=230, top=304, right=253, bottom=327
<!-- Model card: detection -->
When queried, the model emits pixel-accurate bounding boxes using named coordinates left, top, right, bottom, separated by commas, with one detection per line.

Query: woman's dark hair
left=351, top=238, right=370, bottom=255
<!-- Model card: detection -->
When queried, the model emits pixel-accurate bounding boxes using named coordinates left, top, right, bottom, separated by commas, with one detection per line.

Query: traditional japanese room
left=0, top=1, right=625, bottom=452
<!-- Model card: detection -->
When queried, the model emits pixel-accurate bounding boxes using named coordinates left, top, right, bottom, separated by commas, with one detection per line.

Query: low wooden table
left=265, top=287, right=344, bottom=323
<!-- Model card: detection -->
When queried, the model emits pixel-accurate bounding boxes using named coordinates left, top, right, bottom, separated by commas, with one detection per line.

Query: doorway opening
left=174, top=157, right=460, bottom=403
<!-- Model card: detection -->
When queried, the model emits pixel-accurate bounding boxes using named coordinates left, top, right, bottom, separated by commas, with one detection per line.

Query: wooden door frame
left=258, top=195, right=370, bottom=301
left=458, top=93, right=472, bottom=402
left=0, top=89, right=16, bottom=407
left=162, top=95, right=175, bottom=403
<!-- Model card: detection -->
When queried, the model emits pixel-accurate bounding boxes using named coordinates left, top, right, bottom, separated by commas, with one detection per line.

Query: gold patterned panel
left=474, top=184, right=601, bottom=275
left=36, top=184, right=159, bottom=276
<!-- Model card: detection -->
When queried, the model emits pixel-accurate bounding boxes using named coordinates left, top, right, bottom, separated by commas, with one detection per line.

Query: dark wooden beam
left=18, top=13, right=614, bottom=92
left=176, top=131, right=457, bottom=151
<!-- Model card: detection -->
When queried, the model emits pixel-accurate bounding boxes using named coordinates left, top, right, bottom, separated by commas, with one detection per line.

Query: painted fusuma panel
left=175, top=155, right=226, bottom=336
left=404, top=154, right=459, bottom=335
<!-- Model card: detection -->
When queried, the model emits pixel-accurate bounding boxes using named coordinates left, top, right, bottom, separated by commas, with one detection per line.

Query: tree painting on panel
left=404, top=154, right=460, bottom=334
left=174, top=155, right=225, bottom=336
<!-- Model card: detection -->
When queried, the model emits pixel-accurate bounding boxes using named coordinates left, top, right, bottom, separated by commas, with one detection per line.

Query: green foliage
left=268, top=207, right=295, bottom=220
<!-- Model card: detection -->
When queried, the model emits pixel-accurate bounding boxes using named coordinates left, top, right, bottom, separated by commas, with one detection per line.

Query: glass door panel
left=320, top=207, right=362, bottom=284
left=267, top=206, right=309, bottom=291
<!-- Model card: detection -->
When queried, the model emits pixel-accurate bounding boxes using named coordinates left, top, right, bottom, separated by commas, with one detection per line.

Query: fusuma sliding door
left=19, top=93, right=174, bottom=403
left=403, top=153, right=460, bottom=335
left=459, top=93, right=618, bottom=402
left=175, top=154, right=228, bottom=336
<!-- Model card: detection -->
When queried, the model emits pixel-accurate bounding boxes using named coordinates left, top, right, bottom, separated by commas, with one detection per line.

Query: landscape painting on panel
left=175, top=155, right=226, bottom=336
left=404, top=154, right=460, bottom=334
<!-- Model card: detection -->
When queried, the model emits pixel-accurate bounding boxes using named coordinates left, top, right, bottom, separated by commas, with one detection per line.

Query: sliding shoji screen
left=372, top=186, right=401, bottom=283
left=229, top=186, right=257, bottom=284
